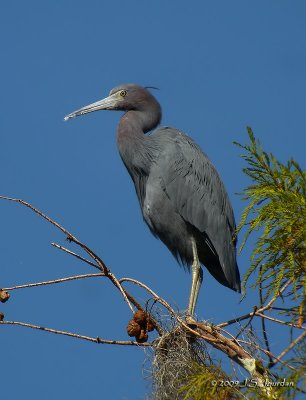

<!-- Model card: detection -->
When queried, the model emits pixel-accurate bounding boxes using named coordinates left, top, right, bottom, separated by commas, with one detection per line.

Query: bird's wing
left=152, top=128, right=237, bottom=274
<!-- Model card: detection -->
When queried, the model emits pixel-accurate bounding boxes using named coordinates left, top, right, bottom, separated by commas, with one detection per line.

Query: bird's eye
left=120, top=90, right=127, bottom=97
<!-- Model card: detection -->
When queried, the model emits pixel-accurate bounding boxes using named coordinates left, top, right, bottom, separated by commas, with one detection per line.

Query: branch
left=269, top=330, right=306, bottom=368
left=0, top=196, right=134, bottom=313
left=1, top=195, right=303, bottom=397
left=259, top=265, right=273, bottom=366
left=119, top=277, right=176, bottom=315
left=104, top=276, right=273, bottom=390
left=237, top=339, right=298, bottom=372
left=256, top=312, right=306, bottom=330
left=0, top=320, right=151, bottom=346
left=51, top=243, right=100, bottom=269
left=217, top=279, right=292, bottom=328
left=234, top=306, right=257, bottom=339
left=184, top=319, right=273, bottom=394
left=2, top=273, right=104, bottom=291
left=120, top=277, right=176, bottom=336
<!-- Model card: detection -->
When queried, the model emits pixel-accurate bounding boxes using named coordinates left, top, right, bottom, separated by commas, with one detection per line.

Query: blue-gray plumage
left=64, top=84, right=241, bottom=315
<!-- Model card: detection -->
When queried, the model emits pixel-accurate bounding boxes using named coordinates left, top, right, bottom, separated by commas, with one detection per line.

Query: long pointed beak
left=64, top=92, right=119, bottom=121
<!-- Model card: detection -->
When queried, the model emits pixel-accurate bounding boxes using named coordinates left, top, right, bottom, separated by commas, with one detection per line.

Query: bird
left=64, top=84, right=241, bottom=316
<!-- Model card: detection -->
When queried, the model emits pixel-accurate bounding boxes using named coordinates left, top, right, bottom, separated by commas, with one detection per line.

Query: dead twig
left=237, top=339, right=298, bottom=372
left=234, top=306, right=257, bottom=340
left=51, top=243, right=100, bottom=269
left=3, top=273, right=104, bottom=291
left=270, top=330, right=306, bottom=368
left=0, top=320, right=151, bottom=346
left=217, top=279, right=292, bottom=328
left=256, top=312, right=306, bottom=330
left=120, top=277, right=176, bottom=317
left=0, top=196, right=134, bottom=313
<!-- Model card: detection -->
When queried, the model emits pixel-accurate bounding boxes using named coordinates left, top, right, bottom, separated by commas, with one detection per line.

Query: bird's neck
left=120, top=101, right=161, bottom=133
left=117, top=109, right=160, bottom=175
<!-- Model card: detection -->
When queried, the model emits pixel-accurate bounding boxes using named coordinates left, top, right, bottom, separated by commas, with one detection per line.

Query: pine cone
left=127, top=320, right=141, bottom=337
left=147, top=320, right=155, bottom=332
left=133, top=310, right=147, bottom=326
left=0, top=290, right=10, bottom=303
left=136, top=329, right=148, bottom=343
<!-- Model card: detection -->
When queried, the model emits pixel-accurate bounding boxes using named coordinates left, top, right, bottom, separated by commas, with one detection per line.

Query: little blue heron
left=65, top=84, right=241, bottom=315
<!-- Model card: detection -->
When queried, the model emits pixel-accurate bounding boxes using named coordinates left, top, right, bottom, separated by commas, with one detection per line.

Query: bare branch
left=3, top=273, right=104, bottom=291
left=120, top=277, right=176, bottom=316
left=0, top=196, right=75, bottom=238
left=51, top=243, right=100, bottom=269
left=234, top=307, right=257, bottom=339
left=217, top=310, right=258, bottom=329
left=0, top=196, right=108, bottom=272
left=120, top=277, right=174, bottom=336
left=0, top=320, right=151, bottom=346
left=256, top=312, right=306, bottom=330
left=1, top=195, right=303, bottom=395
left=263, top=279, right=292, bottom=309
left=217, top=279, right=292, bottom=328
left=270, top=331, right=306, bottom=368
left=0, top=195, right=134, bottom=313
left=237, top=339, right=298, bottom=372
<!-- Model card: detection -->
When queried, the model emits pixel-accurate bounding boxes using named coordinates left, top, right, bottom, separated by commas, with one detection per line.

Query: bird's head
left=64, top=84, right=161, bottom=121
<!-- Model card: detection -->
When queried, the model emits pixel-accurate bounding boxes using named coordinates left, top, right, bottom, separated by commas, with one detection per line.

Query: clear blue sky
left=1, top=2, right=305, bottom=399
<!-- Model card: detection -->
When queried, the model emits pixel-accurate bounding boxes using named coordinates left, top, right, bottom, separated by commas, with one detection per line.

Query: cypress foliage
left=234, top=127, right=305, bottom=325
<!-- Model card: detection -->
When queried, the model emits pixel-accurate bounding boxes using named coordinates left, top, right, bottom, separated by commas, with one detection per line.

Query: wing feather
left=152, top=128, right=238, bottom=284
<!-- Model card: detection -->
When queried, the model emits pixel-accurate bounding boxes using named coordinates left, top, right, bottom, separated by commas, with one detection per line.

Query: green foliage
left=282, top=340, right=306, bottom=397
left=234, top=128, right=306, bottom=324
left=275, top=347, right=306, bottom=400
left=178, top=363, right=241, bottom=400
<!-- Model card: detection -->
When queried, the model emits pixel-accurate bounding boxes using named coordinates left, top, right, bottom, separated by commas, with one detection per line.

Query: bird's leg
left=187, top=237, right=203, bottom=316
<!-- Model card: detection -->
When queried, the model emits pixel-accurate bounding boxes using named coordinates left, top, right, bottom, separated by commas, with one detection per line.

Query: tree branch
left=51, top=243, right=100, bottom=269
left=0, top=195, right=134, bottom=313
left=2, top=274, right=104, bottom=291
left=259, top=265, right=273, bottom=366
left=270, top=330, right=306, bottom=368
left=0, top=320, right=150, bottom=346
left=184, top=319, right=273, bottom=395
left=256, top=312, right=306, bottom=330
left=1, top=195, right=303, bottom=399
left=237, top=339, right=298, bottom=372
left=119, top=277, right=176, bottom=316
left=217, top=279, right=293, bottom=328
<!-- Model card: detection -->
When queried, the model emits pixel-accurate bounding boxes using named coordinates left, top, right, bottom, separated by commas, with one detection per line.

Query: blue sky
left=1, top=2, right=305, bottom=399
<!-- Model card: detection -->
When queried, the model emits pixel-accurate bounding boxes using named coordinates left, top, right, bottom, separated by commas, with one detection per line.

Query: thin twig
left=51, top=243, right=100, bottom=269
left=116, top=279, right=164, bottom=335
left=0, top=196, right=74, bottom=238
left=218, top=326, right=242, bottom=346
left=237, top=339, right=298, bottom=372
left=0, top=196, right=134, bottom=313
left=256, top=312, right=306, bottom=330
left=217, top=311, right=258, bottom=329
left=234, top=306, right=257, bottom=340
left=119, top=277, right=176, bottom=316
left=259, top=265, right=273, bottom=365
left=0, top=321, right=151, bottom=346
left=120, top=277, right=172, bottom=336
left=269, top=331, right=306, bottom=368
left=271, top=307, right=294, bottom=312
left=217, top=279, right=292, bottom=328
left=3, top=274, right=104, bottom=291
